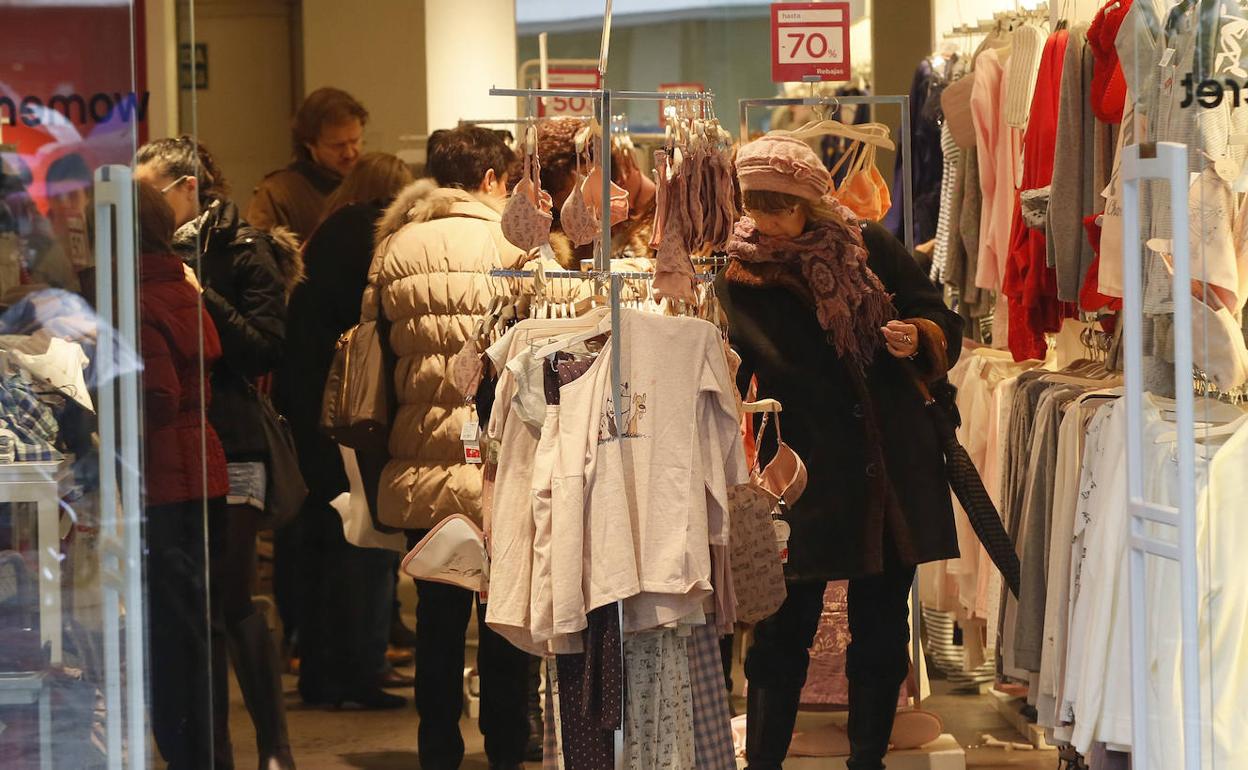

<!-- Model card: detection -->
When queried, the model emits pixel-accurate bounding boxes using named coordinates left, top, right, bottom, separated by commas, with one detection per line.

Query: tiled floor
left=226, top=671, right=1057, bottom=770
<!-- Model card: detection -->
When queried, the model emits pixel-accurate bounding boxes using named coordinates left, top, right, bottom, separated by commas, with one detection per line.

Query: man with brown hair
left=248, top=86, right=368, bottom=241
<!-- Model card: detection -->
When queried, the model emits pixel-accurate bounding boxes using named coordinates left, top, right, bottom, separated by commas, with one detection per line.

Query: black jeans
left=410, top=549, right=531, bottom=769
left=297, top=499, right=395, bottom=700
left=744, top=559, right=915, bottom=769
left=145, top=499, right=225, bottom=770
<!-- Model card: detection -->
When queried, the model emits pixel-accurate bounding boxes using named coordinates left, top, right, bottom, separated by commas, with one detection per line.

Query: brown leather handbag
left=320, top=289, right=393, bottom=453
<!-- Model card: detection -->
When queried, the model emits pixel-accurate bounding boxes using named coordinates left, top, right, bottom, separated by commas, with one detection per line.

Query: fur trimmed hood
left=266, top=225, right=304, bottom=297
left=376, top=179, right=506, bottom=242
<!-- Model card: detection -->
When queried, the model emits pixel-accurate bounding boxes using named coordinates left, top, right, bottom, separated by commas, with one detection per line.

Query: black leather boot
left=228, top=612, right=296, bottom=770
left=744, top=684, right=802, bottom=770
left=211, top=628, right=235, bottom=770
left=525, top=656, right=544, bottom=762
left=846, top=679, right=901, bottom=770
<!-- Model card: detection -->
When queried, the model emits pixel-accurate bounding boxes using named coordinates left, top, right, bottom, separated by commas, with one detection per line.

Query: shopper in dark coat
left=137, top=137, right=302, bottom=770
left=136, top=180, right=230, bottom=770
left=276, top=152, right=413, bottom=710
left=717, top=135, right=962, bottom=770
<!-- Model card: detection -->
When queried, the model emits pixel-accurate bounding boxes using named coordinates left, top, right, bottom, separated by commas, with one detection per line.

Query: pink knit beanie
left=736, top=135, right=831, bottom=203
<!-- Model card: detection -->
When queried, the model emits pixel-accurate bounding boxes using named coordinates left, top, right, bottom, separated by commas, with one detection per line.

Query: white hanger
left=1154, top=411, right=1248, bottom=444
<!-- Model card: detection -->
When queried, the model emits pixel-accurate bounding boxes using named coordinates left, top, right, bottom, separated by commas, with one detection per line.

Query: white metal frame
left=93, top=164, right=147, bottom=770
left=1120, top=141, right=1202, bottom=770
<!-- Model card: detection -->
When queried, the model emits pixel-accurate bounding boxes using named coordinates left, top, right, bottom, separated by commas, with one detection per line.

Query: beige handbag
left=729, top=412, right=804, bottom=625
left=320, top=290, right=393, bottom=453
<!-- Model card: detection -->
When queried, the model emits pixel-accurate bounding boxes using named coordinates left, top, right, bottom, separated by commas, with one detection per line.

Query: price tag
left=770, top=2, right=852, bottom=83
left=773, top=519, right=791, bottom=564
left=462, top=420, right=482, bottom=464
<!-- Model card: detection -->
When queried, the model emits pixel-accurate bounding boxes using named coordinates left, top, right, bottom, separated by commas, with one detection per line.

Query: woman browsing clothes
left=716, top=135, right=963, bottom=770
left=136, top=137, right=303, bottom=770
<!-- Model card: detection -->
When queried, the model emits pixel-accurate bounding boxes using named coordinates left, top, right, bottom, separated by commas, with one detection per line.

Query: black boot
left=525, top=656, right=543, bottom=762
left=744, top=685, right=802, bottom=770
left=846, top=679, right=902, bottom=770
left=228, top=612, right=296, bottom=770
left=211, top=627, right=235, bottom=770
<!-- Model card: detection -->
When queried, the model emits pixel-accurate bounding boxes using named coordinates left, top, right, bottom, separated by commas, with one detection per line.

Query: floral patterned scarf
left=726, top=205, right=895, bottom=371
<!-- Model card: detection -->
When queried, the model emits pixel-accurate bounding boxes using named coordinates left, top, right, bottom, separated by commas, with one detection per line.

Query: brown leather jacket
left=246, top=160, right=341, bottom=242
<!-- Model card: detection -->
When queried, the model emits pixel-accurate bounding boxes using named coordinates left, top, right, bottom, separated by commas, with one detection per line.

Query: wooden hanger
left=741, top=398, right=783, bottom=414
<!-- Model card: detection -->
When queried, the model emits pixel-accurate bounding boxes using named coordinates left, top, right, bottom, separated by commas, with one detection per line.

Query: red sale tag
left=770, top=2, right=852, bottom=83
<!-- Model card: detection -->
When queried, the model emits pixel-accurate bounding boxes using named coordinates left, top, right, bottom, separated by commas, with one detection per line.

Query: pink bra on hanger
left=754, top=411, right=808, bottom=508
left=502, top=149, right=554, bottom=251
left=561, top=148, right=629, bottom=247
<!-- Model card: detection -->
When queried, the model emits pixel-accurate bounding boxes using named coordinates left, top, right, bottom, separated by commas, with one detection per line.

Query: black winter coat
left=275, top=202, right=383, bottom=504
left=176, top=197, right=303, bottom=459
left=717, top=221, right=963, bottom=582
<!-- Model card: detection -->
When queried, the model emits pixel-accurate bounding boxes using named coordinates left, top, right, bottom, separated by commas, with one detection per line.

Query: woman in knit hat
left=717, top=135, right=964, bottom=770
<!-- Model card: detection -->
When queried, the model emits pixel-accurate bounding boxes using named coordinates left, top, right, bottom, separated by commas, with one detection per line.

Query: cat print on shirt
left=600, top=382, right=648, bottom=443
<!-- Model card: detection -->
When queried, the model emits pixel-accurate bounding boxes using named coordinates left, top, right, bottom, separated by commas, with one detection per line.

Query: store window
left=7, top=1, right=1246, bottom=769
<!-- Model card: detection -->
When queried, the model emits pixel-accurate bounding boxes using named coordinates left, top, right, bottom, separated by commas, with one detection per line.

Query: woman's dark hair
left=322, top=152, right=414, bottom=220
left=293, top=87, right=369, bottom=161
left=135, top=136, right=229, bottom=202
left=136, top=181, right=175, bottom=254
left=426, top=126, right=515, bottom=191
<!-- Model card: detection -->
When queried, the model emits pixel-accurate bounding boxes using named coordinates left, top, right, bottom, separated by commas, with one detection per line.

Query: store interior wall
left=146, top=0, right=180, bottom=141
left=425, top=0, right=519, bottom=130
left=872, top=0, right=933, bottom=178
left=176, top=0, right=296, bottom=216
left=301, top=0, right=429, bottom=159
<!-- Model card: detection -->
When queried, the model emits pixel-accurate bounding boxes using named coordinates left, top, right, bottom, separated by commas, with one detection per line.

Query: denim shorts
left=225, top=461, right=266, bottom=511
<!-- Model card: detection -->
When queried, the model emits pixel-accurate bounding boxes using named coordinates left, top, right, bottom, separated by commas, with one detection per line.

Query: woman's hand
left=880, top=320, right=919, bottom=359
left=183, top=263, right=203, bottom=293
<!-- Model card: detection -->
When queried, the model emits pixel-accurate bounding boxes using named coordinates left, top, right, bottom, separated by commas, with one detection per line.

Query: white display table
left=0, top=671, right=52, bottom=770
left=0, top=459, right=70, bottom=666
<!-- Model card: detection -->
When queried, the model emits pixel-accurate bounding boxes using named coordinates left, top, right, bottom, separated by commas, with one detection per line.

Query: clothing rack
left=490, top=85, right=716, bottom=441
left=456, top=116, right=594, bottom=127
left=488, top=82, right=718, bottom=770
left=737, top=95, right=916, bottom=255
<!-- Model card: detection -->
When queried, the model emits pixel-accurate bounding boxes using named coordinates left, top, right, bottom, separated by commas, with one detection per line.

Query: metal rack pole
left=737, top=94, right=915, bottom=253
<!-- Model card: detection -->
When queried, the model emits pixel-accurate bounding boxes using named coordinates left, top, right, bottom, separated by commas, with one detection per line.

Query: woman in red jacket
left=137, top=180, right=230, bottom=769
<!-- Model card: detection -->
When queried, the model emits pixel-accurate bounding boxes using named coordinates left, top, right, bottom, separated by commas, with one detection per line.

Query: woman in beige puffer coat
left=359, top=127, right=534, bottom=770
left=363, top=175, right=524, bottom=531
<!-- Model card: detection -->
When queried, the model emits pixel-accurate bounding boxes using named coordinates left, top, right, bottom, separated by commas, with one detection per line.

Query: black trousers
left=410, top=560, right=531, bottom=769
left=145, top=499, right=225, bottom=770
left=744, top=559, right=915, bottom=769
left=297, top=499, right=395, bottom=700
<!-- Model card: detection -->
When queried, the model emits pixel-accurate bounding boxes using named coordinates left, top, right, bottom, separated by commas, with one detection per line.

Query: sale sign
left=537, top=67, right=602, bottom=118
left=771, top=2, right=852, bottom=83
